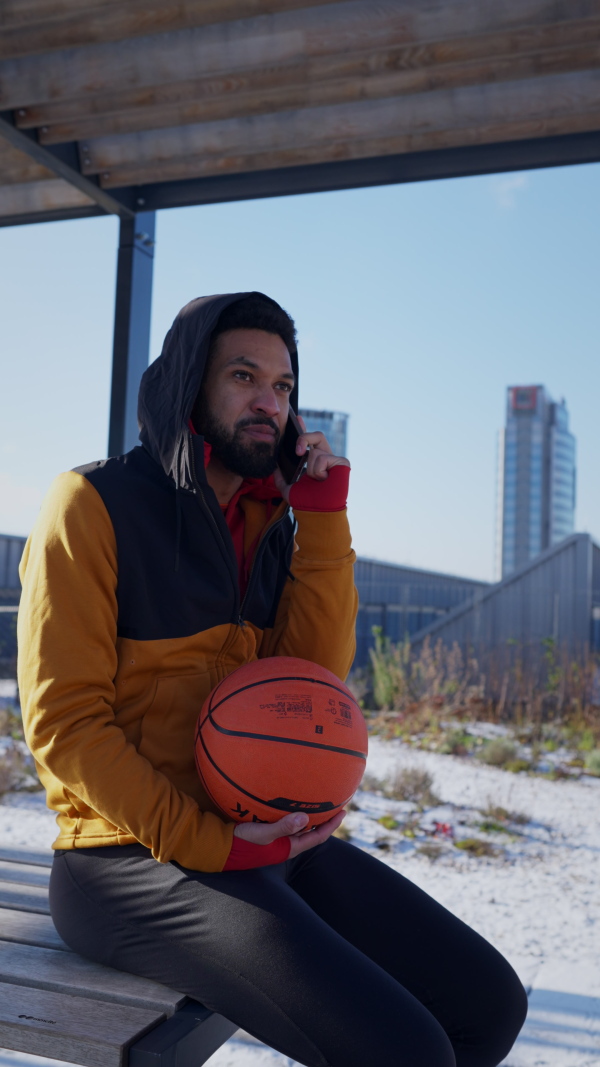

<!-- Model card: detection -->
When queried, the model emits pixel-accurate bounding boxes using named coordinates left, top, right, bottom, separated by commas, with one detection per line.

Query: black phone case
left=278, top=409, right=308, bottom=484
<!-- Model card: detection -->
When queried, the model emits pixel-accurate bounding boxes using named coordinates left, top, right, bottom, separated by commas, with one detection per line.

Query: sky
left=1, top=162, right=598, bottom=582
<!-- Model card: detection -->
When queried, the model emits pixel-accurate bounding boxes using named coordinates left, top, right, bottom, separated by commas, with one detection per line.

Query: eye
left=233, top=370, right=252, bottom=382
left=276, top=382, right=293, bottom=392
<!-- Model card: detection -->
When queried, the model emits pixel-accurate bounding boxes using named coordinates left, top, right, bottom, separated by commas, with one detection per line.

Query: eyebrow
left=226, top=355, right=295, bottom=382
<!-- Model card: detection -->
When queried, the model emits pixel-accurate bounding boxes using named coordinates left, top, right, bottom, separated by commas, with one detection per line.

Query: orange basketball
left=195, top=656, right=368, bottom=827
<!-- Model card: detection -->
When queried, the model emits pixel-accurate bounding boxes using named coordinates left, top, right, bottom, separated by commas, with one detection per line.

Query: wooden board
left=0, top=141, right=54, bottom=184
left=0, top=0, right=345, bottom=61
left=0, top=178, right=94, bottom=217
left=3, top=0, right=598, bottom=112
left=0, top=940, right=186, bottom=1015
left=0, top=878, right=50, bottom=914
left=0, top=980, right=164, bottom=1067
left=83, top=67, right=600, bottom=186
left=0, top=907, right=69, bottom=952
left=0, top=858, right=51, bottom=888
left=0, top=846, right=54, bottom=868
left=32, top=29, right=600, bottom=145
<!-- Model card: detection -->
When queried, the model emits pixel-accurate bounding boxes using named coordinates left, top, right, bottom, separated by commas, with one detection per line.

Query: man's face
left=194, top=328, right=295, bottom=478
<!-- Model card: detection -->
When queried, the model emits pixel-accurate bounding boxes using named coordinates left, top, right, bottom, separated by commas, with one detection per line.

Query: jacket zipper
left=238, top=512, right=288, bottom=625
left=187, top=431, right=289, bottom=628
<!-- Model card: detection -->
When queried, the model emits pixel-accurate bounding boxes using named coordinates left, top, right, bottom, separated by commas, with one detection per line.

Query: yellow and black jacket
left=18, top=292, right=357, bottom=872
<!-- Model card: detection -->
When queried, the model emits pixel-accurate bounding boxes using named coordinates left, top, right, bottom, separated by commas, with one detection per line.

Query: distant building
left=412, top=533, right=600, bottom=660
left=298, top=409, right=348, bottom=459
left=0, top=533, right=26, bottom=674
left=498, top=385, right=576, bottom=579
left=354, top=558, right=489, bottom=668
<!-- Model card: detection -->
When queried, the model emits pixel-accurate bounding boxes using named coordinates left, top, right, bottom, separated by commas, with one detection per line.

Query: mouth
left=241, top=424, right=277, bottom=444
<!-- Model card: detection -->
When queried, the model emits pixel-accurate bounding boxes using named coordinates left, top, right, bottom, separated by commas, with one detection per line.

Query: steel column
left=108, top=212, right=156, bottom=456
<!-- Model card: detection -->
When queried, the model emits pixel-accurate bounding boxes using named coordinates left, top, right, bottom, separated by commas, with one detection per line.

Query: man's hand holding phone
left=274, top=414, right=350, bottom=503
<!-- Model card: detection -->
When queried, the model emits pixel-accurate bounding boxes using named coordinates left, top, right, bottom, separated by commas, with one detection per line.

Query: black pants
left=50, top=839, right=526, bottom=1067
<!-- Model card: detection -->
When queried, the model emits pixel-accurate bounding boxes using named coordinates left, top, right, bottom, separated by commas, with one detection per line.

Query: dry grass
left=384, top=767, right=440, bottom=808
left=0, top=745, right=27, bottom=795
left=352, top=631, right=600, bottom=741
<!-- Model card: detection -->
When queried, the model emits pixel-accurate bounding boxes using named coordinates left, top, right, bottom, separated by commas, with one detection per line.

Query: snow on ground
left=1, top=735, right=599, bottom=1066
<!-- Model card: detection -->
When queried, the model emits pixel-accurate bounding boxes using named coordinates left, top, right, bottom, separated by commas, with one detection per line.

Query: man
left=18, top=293, right=526, bottom=1067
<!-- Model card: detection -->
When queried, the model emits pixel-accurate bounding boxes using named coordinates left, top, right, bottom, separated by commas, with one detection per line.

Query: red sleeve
left=289, top=464, right=350, bottom=512
left=223, top=834, right=291, bottom=871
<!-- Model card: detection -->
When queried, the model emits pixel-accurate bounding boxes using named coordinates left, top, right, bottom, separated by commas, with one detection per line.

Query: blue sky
left=1, top=162, right=598, bottom=581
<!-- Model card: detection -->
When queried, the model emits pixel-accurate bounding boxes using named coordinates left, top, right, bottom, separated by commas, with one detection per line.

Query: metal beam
left=108, top=212, right=156, bottom=457
left=1, top=128, right=599, bottom=229
left=130, top=130, right=600, bottom=212
left=0, top=110, right=136, bottom=219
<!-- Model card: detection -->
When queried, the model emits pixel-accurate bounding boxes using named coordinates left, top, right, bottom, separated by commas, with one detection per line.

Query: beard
left=196, top=400, right=280, bottom=479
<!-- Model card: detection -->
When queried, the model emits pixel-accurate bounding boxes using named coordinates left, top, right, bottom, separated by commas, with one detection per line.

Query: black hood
left=137, top=291, right=299, bottom=489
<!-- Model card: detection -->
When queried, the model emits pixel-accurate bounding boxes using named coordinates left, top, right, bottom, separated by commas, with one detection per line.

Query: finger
left=289, top=810, right=346, bottom=857
left=296, top=431, right=332, bottom=455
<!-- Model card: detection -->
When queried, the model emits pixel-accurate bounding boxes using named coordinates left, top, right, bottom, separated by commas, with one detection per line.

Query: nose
left=251, top=386, right=280, bottom=419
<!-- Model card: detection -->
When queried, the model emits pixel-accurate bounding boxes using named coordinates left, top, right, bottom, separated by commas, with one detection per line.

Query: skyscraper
left=498, top=386, right=576, bottom=578
left=298, top=409, right=348, bottom=459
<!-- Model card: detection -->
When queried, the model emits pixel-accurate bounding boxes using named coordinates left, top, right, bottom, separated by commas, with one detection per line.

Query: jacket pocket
left=138, top=671, right=217, bottom=803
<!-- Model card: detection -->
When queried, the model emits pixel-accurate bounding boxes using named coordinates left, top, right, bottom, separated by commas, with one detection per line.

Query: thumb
left=274, top=812, right=310, bottom=837
left=234, top=811, right=309, bottom=844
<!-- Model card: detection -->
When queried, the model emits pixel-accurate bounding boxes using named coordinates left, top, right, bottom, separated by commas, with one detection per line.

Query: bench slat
left=0, top=940, right=186, bottom=1015
left=0, top=980, right=165, bottom=1067
left=0, top=908, right=69, bottom=951
left=0, top=879, right=50, bottom=914
left=0, top=858, right=51, bottom=888
left=0, top=846, right=54, bottom=869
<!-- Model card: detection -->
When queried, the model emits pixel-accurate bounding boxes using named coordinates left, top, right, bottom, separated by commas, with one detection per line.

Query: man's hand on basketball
left=233, top=809, right=347, bottom=858
left=273, top=416, right=350, bottom=502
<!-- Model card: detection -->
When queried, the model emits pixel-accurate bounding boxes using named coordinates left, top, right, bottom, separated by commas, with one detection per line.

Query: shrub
left=438, top=730, right=473, bottom=756
left=0, top=745, right=27, bottom=795
left=479, top=739, right=517, bottom=767
left=505, top=759, right=531, bottom=774
left=377, top=815, right=400, bottom=831
left=584, top=749, right=600, bottom=776
left=454, top=838, right=500, bottom=857
left=384, top=767, right=439, bottom=807
left=483, top=804, right=529, bottom=825
left=360, top=773, right=385, bottom=794
left=417, top=841, right=443, bottom=861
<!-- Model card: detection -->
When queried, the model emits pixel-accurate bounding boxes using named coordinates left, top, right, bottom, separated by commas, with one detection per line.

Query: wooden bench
left=0, top=845, right=238, bottom=1067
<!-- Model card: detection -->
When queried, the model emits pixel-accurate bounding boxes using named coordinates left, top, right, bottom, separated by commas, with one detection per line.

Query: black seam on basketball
left=207, top=720, right=366, bottom=760
left=197, top=727, right=296, bottom=810
left=197, top=674, right=229, bottom=734
left=210, top=675, right=359, bottom=714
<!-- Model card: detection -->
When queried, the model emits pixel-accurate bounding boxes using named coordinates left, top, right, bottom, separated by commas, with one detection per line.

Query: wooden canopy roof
left=1, top=0, right=600, bottom=226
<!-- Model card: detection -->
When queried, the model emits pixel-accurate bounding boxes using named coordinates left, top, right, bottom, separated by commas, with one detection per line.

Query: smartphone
left=278, top=408, right=309, bottom=485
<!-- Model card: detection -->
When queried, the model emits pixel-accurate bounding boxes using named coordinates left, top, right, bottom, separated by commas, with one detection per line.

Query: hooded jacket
left=17, top=292, right=357, bottom=872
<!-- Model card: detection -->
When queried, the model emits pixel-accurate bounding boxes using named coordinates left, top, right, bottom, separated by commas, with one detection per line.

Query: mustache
left=235, top=416, right=280, bottom=443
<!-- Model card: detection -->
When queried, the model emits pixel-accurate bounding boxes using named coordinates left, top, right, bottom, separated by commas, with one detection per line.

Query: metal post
left=108, top=211, right=156, bottom=456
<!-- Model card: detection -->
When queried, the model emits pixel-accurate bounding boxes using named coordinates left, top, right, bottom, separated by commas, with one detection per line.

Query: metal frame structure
left=2, top=2, right=599, bottom=452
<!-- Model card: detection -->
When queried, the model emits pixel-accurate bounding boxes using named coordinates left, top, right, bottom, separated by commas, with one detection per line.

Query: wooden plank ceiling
left=1, top=0, right=599, bottom=222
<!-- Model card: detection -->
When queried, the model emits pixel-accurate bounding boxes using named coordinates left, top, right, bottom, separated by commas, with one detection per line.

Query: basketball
left=194, top=656, right=368, bottom=826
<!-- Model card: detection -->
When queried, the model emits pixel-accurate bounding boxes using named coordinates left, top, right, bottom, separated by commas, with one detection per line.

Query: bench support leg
left=128, top=1000, right=238, bottom=1067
